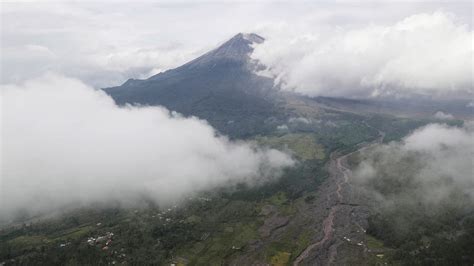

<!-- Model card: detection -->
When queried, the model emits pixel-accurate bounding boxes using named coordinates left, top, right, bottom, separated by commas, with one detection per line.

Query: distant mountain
left=104, top=33, right=284, bottom=138
left=104, top=33, right=473, bottom=138
left=313, top=96, right=474, bottom=120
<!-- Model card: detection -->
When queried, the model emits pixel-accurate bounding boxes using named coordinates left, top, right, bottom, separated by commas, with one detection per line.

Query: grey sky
left=1, top=1, right=472, bottom=90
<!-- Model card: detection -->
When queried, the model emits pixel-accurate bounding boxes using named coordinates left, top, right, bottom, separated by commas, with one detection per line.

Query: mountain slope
left=104, top=32, right=471, bottom=140
left=104, top=33, right=284, bottom=138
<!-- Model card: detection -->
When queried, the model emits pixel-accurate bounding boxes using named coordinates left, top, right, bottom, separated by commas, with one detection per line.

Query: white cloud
left=354, top=123, right=474, bottom=206
left=0, top=3, right=213, bottom=88
left=252, top=12, right=473, bottom=98
left=0, top=74, right=293, bottom=219
left=403, top=123, right=472, bottom=153
left=433, top=111, right=454, bottom=120
left=2, top=2, right=471, bottom=92
left=288, top=117, right=311, bottom=124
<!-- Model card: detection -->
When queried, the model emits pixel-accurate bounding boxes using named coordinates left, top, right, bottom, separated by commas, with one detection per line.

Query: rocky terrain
left=293, top=131, right=385, bottom=265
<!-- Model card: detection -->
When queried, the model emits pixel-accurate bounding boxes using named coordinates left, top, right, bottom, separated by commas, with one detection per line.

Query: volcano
left=104, top=33, right=283, bottom=138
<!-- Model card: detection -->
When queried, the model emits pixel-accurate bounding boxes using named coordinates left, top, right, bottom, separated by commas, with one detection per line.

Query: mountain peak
left=230, top=32, right=265, bottom=44
left=214, top=33, right=264, bottom=56
left=105, top=32, right=277, bottom=137
left=179, top=33, right=264, bottom=69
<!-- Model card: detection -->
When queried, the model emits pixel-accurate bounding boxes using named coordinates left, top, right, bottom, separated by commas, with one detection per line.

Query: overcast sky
left=1, top=1, right=472, bottom=96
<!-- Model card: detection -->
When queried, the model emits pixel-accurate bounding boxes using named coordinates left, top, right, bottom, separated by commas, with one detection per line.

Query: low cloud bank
left=353, top=123, right=474, bottom=235
left=0, top=74, right=293, bottom=219
left=433, top=111, right=454, bottom=120
left=252, top=12, right=473, bottom=98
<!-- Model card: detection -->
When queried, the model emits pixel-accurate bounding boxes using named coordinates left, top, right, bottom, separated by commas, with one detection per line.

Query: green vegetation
left=7, top=235, right=48, bottom=248
left=260, top=223, right=313, bottom=265
left=270, top=251, right=292, bottom=266
left=268, top=192, right=288, bottom=206
left=366, top=235, right=385, bottom=250
left=366, top=114, right=463, bottom=143
left=179, top=221, right=259, bottom=265
left=256, top=133, right=325, bottom=161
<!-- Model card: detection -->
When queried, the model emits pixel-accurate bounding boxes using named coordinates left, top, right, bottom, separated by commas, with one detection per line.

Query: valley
left=293, top=127, right=384, bottom=265
left=2, top=32, right=472, bottom=266
left=0, top=107, right=442, bottom=265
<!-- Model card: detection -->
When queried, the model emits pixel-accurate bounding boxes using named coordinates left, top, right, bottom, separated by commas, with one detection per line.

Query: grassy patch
left=178, top=222, right=259, bottom=265
left=365, top=235, right=401, bottom=265
left=293, top=230, right=311, bottom=257
left=266, top=192, right=297, bottom=216
left=8, top=235, right=49, bottom=248
left=270, top=251, right=292, bottom=266
left=264, top=226, right=314, bottom=264
left=269, top=192, right=288, bottom=207
left=255, top=133, right=325, bottom=161
left=366, top=235, right=385, bottom=250
left=51, top=225, right=94, bottom=241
